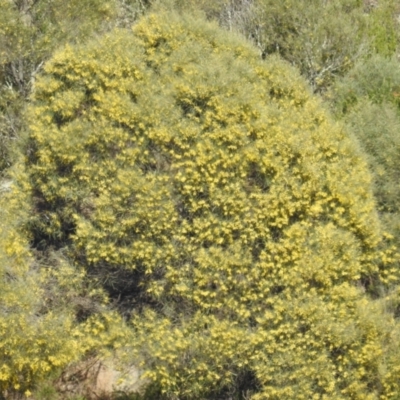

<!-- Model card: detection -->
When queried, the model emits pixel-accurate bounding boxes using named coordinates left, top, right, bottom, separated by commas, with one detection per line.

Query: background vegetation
left=1, top=0, right=400, bottom=399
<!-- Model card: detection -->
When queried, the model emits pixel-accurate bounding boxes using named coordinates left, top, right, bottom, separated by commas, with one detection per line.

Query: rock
left=55, top=357, right=144, bottom=399
left=0, top=179, right=12, bottom=193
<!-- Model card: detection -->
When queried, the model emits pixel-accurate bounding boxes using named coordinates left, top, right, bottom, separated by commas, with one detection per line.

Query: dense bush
left=331, top=55, right=400, bottom=246
left=331, top=54, right=400, bottom=115
left=366, top=0, right=400, bottom=57
left=0, top=176, right=129, bottom=396
left=0, top=181, right=82, bottom=395
left=342, top=102, right=400, bottom=237
left=10, top=10, right=400, bottom=400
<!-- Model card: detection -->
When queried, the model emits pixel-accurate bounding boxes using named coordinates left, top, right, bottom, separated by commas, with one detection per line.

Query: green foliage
left=366, top=0, right=400, bottom=56
left=331, top=54, right=400, bottom=115
left=13, top=10, right=400, bottom=400
left=330, top=55, right=400, bottom=247
left=342, top=102, right=400, bottom=235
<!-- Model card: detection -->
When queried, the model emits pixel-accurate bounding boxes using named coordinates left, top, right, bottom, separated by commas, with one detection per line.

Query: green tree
left=13, top=11, right=400, bottom=399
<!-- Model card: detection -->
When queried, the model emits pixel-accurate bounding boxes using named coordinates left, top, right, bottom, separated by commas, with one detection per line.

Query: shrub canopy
left=15, top=11, right=400, bottom=399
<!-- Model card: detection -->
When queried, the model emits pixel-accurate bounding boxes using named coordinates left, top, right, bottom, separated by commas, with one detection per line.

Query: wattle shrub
left=13, top=11, right=400, bottom=399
